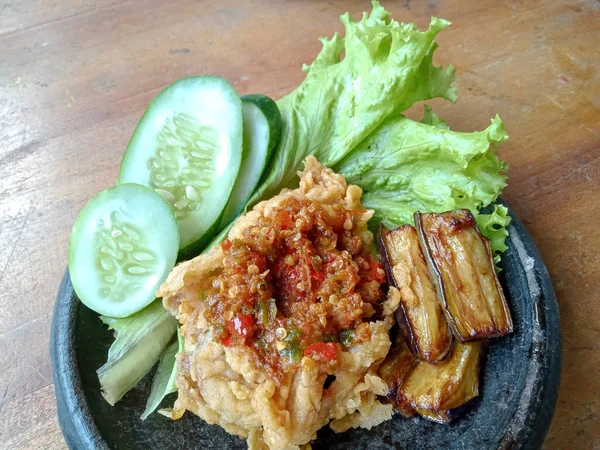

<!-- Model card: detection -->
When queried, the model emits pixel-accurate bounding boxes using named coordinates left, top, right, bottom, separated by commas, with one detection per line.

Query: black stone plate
left=50, top=207, right=561, bottom=450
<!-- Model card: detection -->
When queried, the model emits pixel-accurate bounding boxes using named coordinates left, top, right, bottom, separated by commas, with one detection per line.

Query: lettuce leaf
left=333, top=111, right=509, bottom=253
left=141, top=328, right=182, bottom=420
left=421, top=104, right=449, bottom=129
left=97, top=299, right=177, bottom=405
left=249, top=1, right=457, bottom=205
left=477, top=204, right=511, bottom=265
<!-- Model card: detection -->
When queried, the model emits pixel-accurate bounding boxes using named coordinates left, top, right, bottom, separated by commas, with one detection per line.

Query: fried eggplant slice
left=415, top=408, right=451, bottom=424
left=378, top=333, right=419, bottom=417
left=379, top=225, right=452, bottom=362
left=415, top=210, right=513, bottom=341
left=399, top=340, right=486, bottom=423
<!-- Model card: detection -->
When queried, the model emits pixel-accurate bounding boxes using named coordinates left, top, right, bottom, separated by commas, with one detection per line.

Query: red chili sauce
left=203, top=197, right=386, bottom=379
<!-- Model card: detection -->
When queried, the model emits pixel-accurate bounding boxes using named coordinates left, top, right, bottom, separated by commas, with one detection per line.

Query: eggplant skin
left=399, top=340, right=486, bottom=422
left=414, top=210, right=513, bottom=341
left=379, top=225, right=452, bottom=363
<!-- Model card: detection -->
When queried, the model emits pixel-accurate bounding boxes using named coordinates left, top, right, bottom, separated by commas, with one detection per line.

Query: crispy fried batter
left=157, top=157, right=399, bottom=450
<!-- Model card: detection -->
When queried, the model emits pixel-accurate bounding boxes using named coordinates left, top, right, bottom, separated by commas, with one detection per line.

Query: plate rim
left=50, top=206, right=562, bottom=450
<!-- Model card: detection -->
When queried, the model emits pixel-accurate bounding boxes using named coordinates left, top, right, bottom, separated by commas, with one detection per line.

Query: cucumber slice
left=68, top=184, right=179, bottom=318
left=118, top=76, right=243, bottom=258
left=219, top=94, right=282, bottom=227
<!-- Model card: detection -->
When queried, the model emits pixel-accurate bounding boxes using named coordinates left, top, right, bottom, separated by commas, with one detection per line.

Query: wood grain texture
left=0, top=0, right=597, bottom=448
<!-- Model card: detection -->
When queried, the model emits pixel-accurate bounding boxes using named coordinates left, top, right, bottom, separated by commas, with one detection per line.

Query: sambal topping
left=202, top=196, right=386, bottom=378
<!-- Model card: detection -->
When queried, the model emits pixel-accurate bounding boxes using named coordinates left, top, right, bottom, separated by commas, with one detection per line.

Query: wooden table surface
left=1, top=0, right=598, bottom=448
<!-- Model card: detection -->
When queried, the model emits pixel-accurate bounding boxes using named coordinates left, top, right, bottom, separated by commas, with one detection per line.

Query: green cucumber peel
left=219, top=94, right=282, bottom=227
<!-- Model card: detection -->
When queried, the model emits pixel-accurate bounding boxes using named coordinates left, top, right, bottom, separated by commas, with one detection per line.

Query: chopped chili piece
left=259, top=299, right=277, bottom=326
left=311, top=269, right=325, bottom=282
left=339, top=329, right=355, bottom=347
left=365, top=261, right=386, bottom=284
left=231, top=314, right=254, bottom=336
left=277, top=209, right=293, bottom=229
left=220, top=238, right=232, bottom=252
left=304, top=342, right=339, bottom=360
